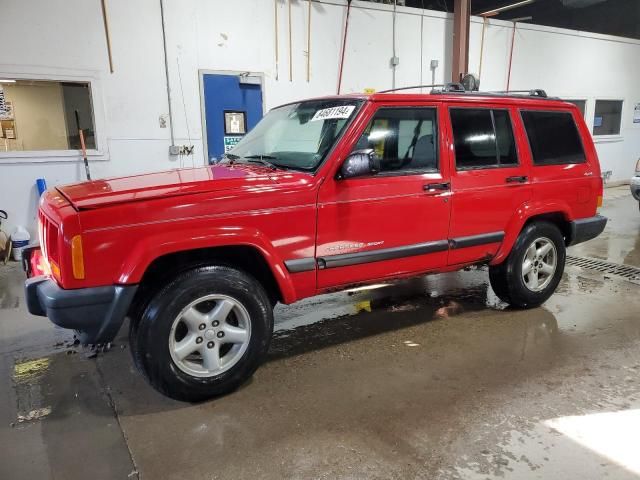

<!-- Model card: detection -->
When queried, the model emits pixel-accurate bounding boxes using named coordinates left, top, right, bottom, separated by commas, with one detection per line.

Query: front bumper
left=631, top=176, right=640, bottom=201
left=25, top=276, right=137, bottom=344
left=568, top=215, right=608, bottom=246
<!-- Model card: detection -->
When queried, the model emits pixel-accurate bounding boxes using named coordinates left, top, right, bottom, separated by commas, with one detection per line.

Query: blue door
left=202, top=73, right=263, bottom=163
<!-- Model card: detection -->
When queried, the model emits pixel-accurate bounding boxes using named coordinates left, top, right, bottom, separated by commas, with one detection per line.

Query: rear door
left=446, top=104, right=532, bottom=265
left=316, top=102, right=452, bottom=289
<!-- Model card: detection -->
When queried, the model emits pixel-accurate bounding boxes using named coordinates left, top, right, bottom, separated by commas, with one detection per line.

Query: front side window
left=521, top=110, right=586, bottom=165
left=351, top=107, right=438, bottom=173
left=229, top=99, right=362, bottom=171
left=593, top=100, right=623, bottom=136
left=450, top=108, right=518, bottom=169
left=0, top=79, right=95, bottom=152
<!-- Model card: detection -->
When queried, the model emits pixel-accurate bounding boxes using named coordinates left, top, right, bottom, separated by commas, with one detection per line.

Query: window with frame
left=593, top=100, right=623, bottom=136
left=450, top=108, right=518, bottom=170
left=352, top=107, right=438, bottom=173
left=521, top=110, right=586, bottom=165
left=0, top=79, right=95, bottom=152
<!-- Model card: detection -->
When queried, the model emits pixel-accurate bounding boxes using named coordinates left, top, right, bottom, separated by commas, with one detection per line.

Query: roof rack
left=378, top=83, right=465, bottom=93
left=488, top=89, right=548, bottom=98
left=376, top=85, right=555, bottom=100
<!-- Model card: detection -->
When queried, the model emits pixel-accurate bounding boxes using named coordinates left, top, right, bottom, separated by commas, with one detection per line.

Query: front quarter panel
left=79, top=175, right=319, bottom=303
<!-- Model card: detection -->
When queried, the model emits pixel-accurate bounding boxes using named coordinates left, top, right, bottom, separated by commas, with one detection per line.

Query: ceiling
left=401, top=0, right=640, bottom=40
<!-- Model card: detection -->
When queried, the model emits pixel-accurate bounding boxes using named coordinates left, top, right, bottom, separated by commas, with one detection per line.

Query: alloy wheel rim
left=521, top=237, right=557, bottom=292
left=169, top=294, right=251, bottom=378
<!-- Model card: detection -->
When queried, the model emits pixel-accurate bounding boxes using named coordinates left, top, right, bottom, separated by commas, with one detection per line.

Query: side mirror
left=339, top=149, right=380, bottom=179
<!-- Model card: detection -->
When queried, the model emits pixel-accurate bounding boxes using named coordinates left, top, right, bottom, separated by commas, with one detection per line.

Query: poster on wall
left=0, top=91, right=14, bottom=121
left=634, top=102, right=640, bottom=124
left=0, top=88, right=6, bottom=118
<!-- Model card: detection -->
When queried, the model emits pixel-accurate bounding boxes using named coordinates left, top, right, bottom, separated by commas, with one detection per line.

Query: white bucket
left=11, top=226, right=31, bottom=262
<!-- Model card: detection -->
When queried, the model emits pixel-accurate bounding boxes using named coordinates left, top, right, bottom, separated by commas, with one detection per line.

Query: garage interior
left=1, top=0, right=640, bottom=479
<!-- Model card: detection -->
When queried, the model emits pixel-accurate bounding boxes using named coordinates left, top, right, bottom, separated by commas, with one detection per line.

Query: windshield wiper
left=221, top=153, right=240, bottom=164
left=243, top=155, right=283, bottom=170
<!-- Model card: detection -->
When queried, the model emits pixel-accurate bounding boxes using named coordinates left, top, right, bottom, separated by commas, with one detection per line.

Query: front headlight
left=635, top=157, right=640, bottom=173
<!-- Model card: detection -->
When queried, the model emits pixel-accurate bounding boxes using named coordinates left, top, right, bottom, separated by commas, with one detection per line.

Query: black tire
left=131, top=265, right=273, bottom=402
left=489, top=221, right=566, bottom=308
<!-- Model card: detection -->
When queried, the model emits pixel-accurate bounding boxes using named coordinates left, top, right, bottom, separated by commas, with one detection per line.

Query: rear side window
left=450, top=108, right=518, bottom=170
left=521, top=110, right=586, bottom=165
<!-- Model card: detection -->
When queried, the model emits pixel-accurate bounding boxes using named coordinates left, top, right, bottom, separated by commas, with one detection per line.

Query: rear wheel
left=489, top=221, right=565, bottom=308
left=131, top=265, right=273, bottom=402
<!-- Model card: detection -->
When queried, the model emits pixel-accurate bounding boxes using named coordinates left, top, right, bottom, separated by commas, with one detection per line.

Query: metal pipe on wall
left=307, top=0, right=312, bottom=82
left=159, top=0, right=175, bottom=147
left=451, top=0, right=470, bottom=82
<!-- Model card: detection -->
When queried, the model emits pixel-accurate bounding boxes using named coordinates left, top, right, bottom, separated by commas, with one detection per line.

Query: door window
left=521, top=110, right=586, bottom=165
left=450, top=108, right=518, bottom=170
left=353, top=107, right=438, bottom=173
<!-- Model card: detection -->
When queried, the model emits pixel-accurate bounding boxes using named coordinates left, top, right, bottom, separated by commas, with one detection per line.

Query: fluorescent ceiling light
left=0, top=79, right=16, bottom=83
left=479, top=0, right=535, bottom=17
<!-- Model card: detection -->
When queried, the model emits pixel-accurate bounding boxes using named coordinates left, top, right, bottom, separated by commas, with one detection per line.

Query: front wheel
left=131, top=265, right=274, bottom=402
left=489, top=221, right=566, bottom=308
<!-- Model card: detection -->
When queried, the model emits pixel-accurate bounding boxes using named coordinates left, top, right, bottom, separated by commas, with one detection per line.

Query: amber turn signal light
left=71, top=235, right=85, bottom=279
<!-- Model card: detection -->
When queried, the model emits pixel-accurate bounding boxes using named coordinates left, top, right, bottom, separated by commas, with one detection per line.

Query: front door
left=445, top=105, right=532, bottom=265
left=316, top=104, right=452, bottom=289
left=201, top=73, right=263, bottom=163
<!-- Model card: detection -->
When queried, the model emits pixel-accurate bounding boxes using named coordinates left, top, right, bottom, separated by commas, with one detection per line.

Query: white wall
left=1, top=0, right=639, bottom=237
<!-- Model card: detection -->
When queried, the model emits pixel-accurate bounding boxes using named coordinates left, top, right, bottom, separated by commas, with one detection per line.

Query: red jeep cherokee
left=25, top=87, right=606, bottom=401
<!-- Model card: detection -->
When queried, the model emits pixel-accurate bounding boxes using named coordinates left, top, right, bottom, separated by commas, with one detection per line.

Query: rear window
left=521, top=110, right=586, bottom=165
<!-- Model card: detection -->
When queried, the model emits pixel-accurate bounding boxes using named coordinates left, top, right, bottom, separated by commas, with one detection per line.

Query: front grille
left=566, top=255, right=640, bottom=284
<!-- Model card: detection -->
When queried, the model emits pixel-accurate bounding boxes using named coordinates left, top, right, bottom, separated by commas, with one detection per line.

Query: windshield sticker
left=310, top=105, right=355, bottom=122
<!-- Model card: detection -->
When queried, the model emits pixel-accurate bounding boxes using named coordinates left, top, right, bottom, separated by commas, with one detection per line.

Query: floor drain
left=566, top=255, right=640, bottom=284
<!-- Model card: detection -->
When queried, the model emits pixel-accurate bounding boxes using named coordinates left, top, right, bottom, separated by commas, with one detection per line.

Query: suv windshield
left=227, top=99, right=363, bottom=171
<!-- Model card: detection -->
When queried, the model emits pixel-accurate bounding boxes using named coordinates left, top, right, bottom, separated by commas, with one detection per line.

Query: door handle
left=423, top=182, right=450, bottom=192
left=506, top=175, right=528, bottom=183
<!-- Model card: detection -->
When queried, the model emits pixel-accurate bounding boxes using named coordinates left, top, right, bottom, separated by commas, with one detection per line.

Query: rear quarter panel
left=492, top=104, right=602, bottom=265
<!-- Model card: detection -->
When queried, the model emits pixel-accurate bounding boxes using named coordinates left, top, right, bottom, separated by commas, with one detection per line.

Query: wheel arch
left=491, top=202, right=573, bottom=265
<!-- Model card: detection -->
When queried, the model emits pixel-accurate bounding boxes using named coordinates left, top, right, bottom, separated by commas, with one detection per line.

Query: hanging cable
left=506, top=21, right=517, bottom=91
left=159, top=0, right=175, bottom=148
left=176, top=56, right=193, bottom=167
left=392, top=0, right=397, bottom=90
left=337, top=0, right=353, bottom=94
left=478, top=16, right=488, bottom=79
left=306, top=0, right=312, bottom=82
left=288, top=0, right=293, bottom=82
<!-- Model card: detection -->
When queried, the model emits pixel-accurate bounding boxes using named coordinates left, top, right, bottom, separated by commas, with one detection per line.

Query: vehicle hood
left=57, top=164, right=283, bottom=210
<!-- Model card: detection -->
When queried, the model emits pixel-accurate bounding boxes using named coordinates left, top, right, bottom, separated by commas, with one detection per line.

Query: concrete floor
left=1, top=186, right=639, bottom=480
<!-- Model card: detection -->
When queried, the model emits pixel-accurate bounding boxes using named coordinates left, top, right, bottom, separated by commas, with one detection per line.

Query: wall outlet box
left=169, top=145, right=180, bottom=155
